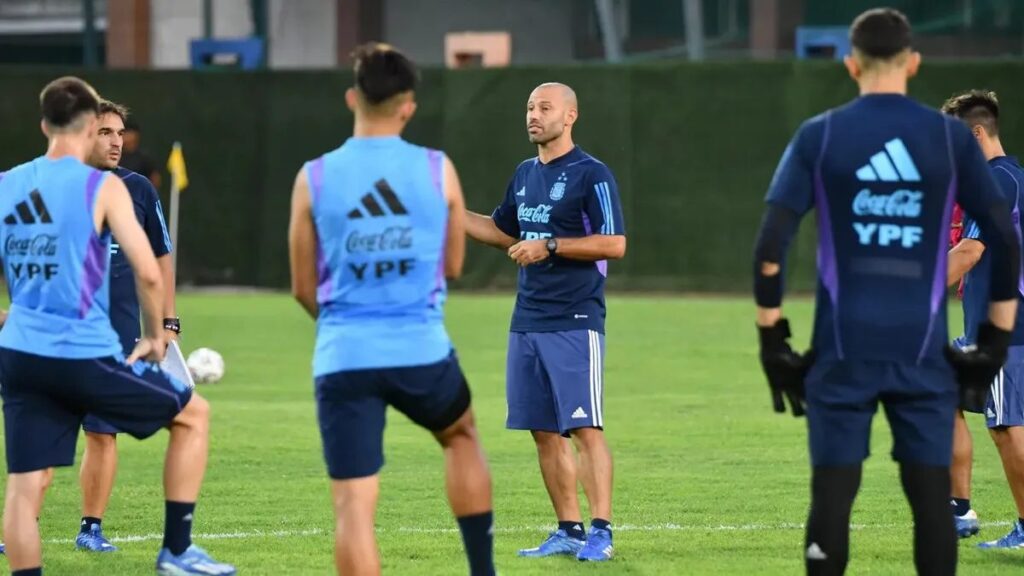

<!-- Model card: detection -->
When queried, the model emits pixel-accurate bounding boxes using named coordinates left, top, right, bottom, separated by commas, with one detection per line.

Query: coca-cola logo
left=4, top=234, right=58, bottom=257
left=518, top=203, right=553, bottom=223
left=346, top=226, right=414, bottom=254
left=852, top=189, right=922, bottom=218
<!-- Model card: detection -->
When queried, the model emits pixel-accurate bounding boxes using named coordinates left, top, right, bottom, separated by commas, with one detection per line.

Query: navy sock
left=456, top=511, right=495, bottom=576
left=592, top=518, right=612, bottom=533
left=13, top=569, right=42, bottom=576
left=558, top=520, right=586, bottom=540
left=1018, top=517, right=1024, bottom=526
left=80, top=516, right=102, bottom=534
left=952, top=498, right=971, bottom=516
left=163, top=501, right=195, bottom=555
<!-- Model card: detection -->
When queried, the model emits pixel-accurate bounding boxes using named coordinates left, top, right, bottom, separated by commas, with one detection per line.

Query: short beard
left=528, top=129, right=562, bottom=145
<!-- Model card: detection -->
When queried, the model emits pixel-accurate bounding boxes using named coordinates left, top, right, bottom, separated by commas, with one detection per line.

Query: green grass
left=4, top=294, right=1024, bottom=574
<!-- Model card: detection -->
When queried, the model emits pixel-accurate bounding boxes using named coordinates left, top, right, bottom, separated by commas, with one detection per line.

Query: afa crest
left=549, top=172, right=568, bottom=201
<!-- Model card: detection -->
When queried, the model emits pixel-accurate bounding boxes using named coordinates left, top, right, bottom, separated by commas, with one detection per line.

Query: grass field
left=3, top=293, right=1023, bottom=575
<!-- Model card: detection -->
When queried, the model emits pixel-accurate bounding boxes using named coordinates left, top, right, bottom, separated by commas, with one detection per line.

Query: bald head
left=532, top=82, right=577, bottom=109
left=526, top=82, right=578, bottom=146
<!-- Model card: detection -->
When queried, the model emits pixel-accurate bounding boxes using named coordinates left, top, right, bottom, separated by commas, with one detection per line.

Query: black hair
left=942, top=90, right=1000, bottom=136
left=98, top=99, right=129, bottom=124
left=849, top=8, right=912, bottom=60
left=39, top=76, right=100, bottom=129
left=352, top=43, right=419, bottom=105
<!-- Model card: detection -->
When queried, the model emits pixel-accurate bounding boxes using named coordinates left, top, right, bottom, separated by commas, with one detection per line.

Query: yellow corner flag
left=167, top=142, right=189, bottom=191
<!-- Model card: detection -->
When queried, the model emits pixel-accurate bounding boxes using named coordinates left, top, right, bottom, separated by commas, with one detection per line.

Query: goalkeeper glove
left=757, top=318, right=814, bottom=417
left=945, top=322, right=1011, bottom=411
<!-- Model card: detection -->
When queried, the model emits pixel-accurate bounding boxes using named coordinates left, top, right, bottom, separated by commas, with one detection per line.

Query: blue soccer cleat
left=156, top=544, right=236, bottom=575
left=0, top=542, right=4, bottom=554
left=978, top=520, right=1024, bottom=549
left=576, top=527, right=614, bottom=561
left=954, top=509, right=980, bottom=539
left=75, top=523, right=118, bottom=552
left=517, top=529, right=585, bottom=557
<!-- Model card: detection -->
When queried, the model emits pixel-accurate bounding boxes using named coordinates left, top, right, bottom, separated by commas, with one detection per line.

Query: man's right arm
left=947, top=238, right=985, bottom=287
left=95, top=175, right=165, bottom=361
left=955, top=127, right=1020, bottom=331
left=466, top=210, right=516, bottom=249
left=466, top=176, right=519, bottom=250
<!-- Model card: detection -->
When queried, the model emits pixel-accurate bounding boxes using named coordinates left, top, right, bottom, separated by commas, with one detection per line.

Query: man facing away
left=288, top=44, right=495, bottom=576
left=752, top=9, right=1019, bottom=575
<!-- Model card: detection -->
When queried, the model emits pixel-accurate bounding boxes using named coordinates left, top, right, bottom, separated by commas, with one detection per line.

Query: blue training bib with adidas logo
left=306, top=136, right=452, bottom=376
left=0, top=156, right=121, bottom=359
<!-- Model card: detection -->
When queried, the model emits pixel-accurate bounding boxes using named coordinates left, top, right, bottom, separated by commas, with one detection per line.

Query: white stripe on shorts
left=589, top=330, right=604, bottom=427
left=588, top=330, right=598, bottom=427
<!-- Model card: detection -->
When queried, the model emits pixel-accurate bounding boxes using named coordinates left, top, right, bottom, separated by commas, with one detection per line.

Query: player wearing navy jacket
left=466, top=83, right=626, bottom=562
left=752, top=10, right=1019, bottom=575
left=76, top=100, right=179, bottom=552
left=943, top=89, right=1024, bottom=549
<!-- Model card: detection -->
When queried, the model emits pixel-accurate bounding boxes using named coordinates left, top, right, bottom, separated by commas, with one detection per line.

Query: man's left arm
left=289, top=166, right=319, bottom=319
left=142, top=181, right=178, bottom=340
left=508, top=165, right=626, bottom=265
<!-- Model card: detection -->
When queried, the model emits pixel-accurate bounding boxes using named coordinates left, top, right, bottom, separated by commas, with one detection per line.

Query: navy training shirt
left=767, top=94, right=1009, bottom=364
left=108, top=167, right=172, bottom=353
left=961, top=155, right=1024, bottom=345
left=491, top=146, right=625, bottom=333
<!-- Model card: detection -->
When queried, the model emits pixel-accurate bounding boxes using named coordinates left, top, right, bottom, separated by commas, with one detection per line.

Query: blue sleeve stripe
left=594, top=182, right=608, bottom=233
left=602, top=182, right=616, bottom=234
left=594, top=182, right=614, bottom=234
left=154, top=198, right=173, bottom=252
left=965, top=221, right=981, bottom=239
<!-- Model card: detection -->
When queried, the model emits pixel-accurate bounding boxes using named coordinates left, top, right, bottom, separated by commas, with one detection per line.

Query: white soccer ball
left=186, top=347, right=225, bottom=384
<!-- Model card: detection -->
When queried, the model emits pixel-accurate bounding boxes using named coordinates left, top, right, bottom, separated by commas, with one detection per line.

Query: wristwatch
left=164, top=317, right=181, bottom=334
left=546, top=238, right=558, bottom=256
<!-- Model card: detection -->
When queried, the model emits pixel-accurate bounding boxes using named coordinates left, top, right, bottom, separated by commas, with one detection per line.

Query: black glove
left=757, top=318, right=813, bottom=417
left=945, top=322, right=1012, bottom=409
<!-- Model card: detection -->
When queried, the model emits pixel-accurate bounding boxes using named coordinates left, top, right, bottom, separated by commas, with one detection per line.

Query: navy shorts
left=506, top=330, right=605, bottom=436
left=0, top=348, right=192, bottom=474
left=315, top=351, right=471, bottom=480
left=982, top=346, right=1024, bottom=428
left=805, top=359, right=957, bottom=467
left=83, top=281, right=143, bottom=436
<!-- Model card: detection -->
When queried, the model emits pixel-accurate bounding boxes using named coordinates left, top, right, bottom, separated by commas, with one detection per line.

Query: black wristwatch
left=546, top=237, right=558, bottom=256
left=164, top=317, right=181, bottom=334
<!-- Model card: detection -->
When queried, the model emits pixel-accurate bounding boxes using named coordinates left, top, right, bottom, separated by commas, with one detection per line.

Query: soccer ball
left=186, top=348, right=225, bottom=384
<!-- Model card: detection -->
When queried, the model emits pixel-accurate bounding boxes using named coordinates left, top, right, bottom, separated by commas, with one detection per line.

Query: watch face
left=547, top=239, right=557, bottom=251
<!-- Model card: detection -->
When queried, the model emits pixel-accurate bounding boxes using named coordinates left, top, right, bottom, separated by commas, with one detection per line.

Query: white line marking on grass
left=42, top=520, right=1013, bottom=544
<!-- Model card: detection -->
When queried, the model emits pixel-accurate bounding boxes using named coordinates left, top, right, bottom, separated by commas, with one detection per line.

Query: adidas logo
left=987, top=408, right=997, bottom=418
left=347, top=179, right=408, bottom=219
left=517, top=186, right=526, bottom=196
left=182, top=513, right=193, bottom=522
left=806, top=542, right=828, bottom=561
left=855, top=138, right=921, bottom=182
left=571, top=406, right=588, bottom=419
left=4, top=190, right=52, bottom=225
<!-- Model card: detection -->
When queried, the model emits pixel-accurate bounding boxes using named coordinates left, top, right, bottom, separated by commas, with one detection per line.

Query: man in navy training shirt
left=0, top=76, right=232, bottom=576
left=943, top=89, right=1024, bottom=549
left=752, top=9, right=1019, bottom=576
left=465, top=82, right=626, bottom=562
left=288, top=43, right=495, bottom=576
left=72, top=99, right=180, bottom=552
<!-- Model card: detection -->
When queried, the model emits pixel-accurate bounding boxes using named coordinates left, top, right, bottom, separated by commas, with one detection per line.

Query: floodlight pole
left=594, top=0, right=623, bottom=63
left=683, top=0, right=706, bottom=61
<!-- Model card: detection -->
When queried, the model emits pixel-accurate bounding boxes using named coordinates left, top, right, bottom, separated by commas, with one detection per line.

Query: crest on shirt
left=549, top=172, right=568, bottom=201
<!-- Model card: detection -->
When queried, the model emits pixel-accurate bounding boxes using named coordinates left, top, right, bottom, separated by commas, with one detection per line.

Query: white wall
left=384, top=0, right=576, bottom=65
left=268, top=0, right=336, bottom=69
left=150, top=0, right=253, bottom=69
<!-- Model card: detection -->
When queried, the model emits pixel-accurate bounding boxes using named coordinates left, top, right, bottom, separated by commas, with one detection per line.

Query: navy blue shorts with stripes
left=0, top=347, right=191, bottom=473
left=505, top=330, right=606, bottom=437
